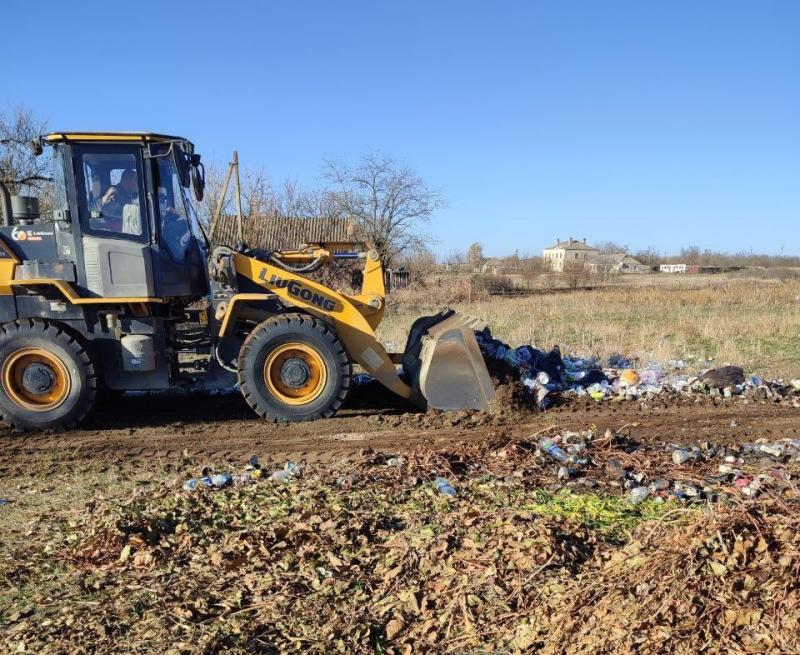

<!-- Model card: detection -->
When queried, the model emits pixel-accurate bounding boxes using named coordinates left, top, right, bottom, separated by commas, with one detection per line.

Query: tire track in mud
left=1, top=386, right=799, bottom=475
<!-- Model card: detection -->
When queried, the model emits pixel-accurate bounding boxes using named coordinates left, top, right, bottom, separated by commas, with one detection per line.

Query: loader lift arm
left=219, top=246, right=419, bottom=404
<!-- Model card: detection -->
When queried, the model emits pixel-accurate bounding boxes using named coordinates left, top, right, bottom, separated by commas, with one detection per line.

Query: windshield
left=154, top=145, right=206, bottom=260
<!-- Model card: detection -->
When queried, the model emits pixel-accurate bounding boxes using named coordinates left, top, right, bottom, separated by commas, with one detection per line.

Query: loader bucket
left=402, top=309, right=495, bottom=411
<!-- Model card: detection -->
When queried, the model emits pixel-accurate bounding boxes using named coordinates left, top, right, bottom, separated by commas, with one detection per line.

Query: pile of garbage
left=534, top=429, right=800, bottom=504
left=182, top=457, right=303, bottom=490
left=474, top=327, right=800, bottom=409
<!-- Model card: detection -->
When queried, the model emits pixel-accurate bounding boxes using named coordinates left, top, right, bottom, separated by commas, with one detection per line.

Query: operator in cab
left=100, top=169, right=140, bottom=233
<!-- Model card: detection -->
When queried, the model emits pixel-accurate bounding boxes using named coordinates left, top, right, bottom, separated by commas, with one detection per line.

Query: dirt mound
left=493, top=378, right=536, bottom=413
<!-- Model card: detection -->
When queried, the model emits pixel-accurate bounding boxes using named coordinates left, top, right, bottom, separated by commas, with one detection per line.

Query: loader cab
left=45, top=133, right=208, bottom=300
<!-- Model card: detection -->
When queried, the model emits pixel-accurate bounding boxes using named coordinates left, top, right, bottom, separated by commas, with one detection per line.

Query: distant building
left=480, top=257, right=517, bottom=276
left=542, top=238, right=598, bottom=272
left=543, top=238, right=647, bottom=274
left=660, top=264, right=688, bottom=274
left=588, top=253, right=649, bottom=274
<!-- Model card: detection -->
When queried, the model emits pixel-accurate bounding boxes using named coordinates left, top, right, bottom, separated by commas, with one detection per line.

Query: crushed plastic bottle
left=183, top=476, right=213, bottom=492
left=210, top=473, right=233, bottom=488
left=649, top=478, right=670, bottom=492
left=672, top=449, right=699, bottom=465
left=269, top=462, right=302, bottom=483
left=434, top=477, right=457, bottom=497
left=538, top=437, right=569, bottom=464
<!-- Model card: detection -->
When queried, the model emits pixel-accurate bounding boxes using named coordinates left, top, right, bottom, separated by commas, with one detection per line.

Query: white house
left=542, top=238, right=598, bottom=272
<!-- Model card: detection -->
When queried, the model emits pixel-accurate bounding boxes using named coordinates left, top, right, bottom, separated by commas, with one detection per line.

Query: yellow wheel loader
left=0, top=132, right=494, bottom=431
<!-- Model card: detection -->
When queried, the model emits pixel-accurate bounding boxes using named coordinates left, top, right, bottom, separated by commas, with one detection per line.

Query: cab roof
left=45, top=132, right=192, bottom=146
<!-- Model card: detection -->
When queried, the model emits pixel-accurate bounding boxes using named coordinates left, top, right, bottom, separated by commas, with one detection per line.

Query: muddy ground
left=2, top=383, right=798, bottom=477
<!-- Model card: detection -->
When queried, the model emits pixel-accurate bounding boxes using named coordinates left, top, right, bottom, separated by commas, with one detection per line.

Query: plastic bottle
left=672, top=449, right=698, bottom=465
left=557, top=465, right=580, bottom=480
left=538, top=437, right=569, bottom=464
left=650, top=478, right=670, bottom=492
left=434, top=477, right=457, bottom=497
left=629, top=486, right=650, bottom=504
left=269, top=462, right=301, bottom=483
left=183, top=476, right=213, bottom=492
left=210, top=473, right=233, bottom=488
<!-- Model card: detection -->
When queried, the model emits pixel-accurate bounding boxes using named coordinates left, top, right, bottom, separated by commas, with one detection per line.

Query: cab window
left=79, top=152, right=144, bottom=237
left=155, top=153, right=192, bottom=262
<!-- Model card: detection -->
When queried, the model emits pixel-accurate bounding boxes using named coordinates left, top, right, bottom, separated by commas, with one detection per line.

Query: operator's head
left=120, top=169, right=137, bottom=193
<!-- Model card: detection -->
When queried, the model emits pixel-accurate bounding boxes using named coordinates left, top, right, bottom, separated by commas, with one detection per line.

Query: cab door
left=73, top=144, right=155, bottom=298
left=150, top=145, right=208, bottom=298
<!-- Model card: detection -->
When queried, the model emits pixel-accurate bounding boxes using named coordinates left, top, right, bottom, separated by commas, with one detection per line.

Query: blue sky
left=4, top=0, right=798, bottom=257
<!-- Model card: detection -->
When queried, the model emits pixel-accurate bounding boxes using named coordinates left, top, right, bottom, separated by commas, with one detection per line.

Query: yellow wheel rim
left=2, top=348, right=70, bottom=412
left=264, top=342, right=327, bottom=406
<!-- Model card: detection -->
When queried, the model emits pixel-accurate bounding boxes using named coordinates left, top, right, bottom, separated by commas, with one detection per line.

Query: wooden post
left=208, top=157, right=235, bottom=241
left=233, top=151, right=244, bottom=243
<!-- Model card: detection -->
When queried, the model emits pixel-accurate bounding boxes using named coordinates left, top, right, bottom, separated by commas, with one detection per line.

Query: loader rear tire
left=238, top=314, right=351, bottom=422
left=0, top=319, right=97, bottom=432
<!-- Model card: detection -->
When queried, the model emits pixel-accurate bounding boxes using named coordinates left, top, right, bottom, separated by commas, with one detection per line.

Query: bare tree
left=442, top=249, right=466, bottom=268
left=0, top=106, right=50, bottom=196
left=562, top=261, right=590, bottom=289
left=324, top=153, right=442, bottom=267
left=633, top=247, right=662, bottom=268
left=397, top=246, right=437, bottom=286
left=595, top=240, right=629, bottom=254
left=467, top=242, right=484, bottom=270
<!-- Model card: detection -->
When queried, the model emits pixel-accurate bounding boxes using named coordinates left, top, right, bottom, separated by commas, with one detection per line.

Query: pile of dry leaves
left=2, top=439, right=799, bottom=654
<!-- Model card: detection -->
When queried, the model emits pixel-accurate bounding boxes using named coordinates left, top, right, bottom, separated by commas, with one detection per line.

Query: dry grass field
left=381, top=272, right=800, bottom=378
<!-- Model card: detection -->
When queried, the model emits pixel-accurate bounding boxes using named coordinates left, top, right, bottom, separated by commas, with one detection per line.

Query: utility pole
left=208, top=151, right=245, bottom=243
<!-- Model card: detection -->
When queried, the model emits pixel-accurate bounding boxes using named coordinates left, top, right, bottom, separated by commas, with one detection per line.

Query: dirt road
left=2, top=384, right=798, bottom=476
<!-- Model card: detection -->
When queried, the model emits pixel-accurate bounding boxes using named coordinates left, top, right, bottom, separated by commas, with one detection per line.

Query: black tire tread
left=0, top=318, right=97, bottom=432
left=238, top=313, right=351, bottom=422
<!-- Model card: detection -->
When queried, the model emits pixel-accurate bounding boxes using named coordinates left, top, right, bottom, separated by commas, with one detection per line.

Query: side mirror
left=191, top=162, right=205, bottom=202
left=173, top=147, right=191, bottom=188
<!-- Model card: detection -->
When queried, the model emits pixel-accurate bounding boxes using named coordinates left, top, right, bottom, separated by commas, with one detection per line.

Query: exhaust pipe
left=0, top=181, right=11, bottom=227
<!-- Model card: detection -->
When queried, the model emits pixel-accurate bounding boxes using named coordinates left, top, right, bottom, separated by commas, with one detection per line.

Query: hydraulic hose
left=268, top=254, right=325, bottom=274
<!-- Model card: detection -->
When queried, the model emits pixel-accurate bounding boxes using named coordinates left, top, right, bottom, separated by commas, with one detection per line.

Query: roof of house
left=543, top=238, right=598, bottom=251
left=212, top=214, right=355, bottom=250
left=483, top=258, right=504, bottom=266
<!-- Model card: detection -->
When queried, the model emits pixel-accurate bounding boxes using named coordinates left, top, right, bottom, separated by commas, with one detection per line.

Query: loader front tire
left=0, top=319, right=97, bottom=432
left=238, top=314, right=351, bottom=422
